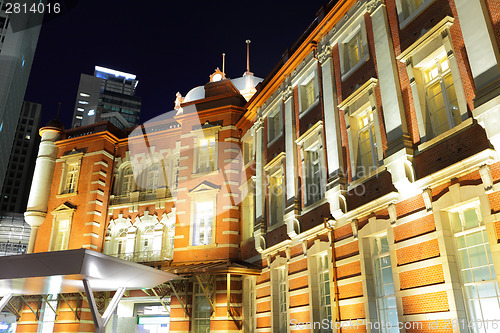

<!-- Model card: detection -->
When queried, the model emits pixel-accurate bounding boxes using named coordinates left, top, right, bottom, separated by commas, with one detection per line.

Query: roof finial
left=245, top=40, right=253, bottom=76
left=222, top=53, right=226, bottom=76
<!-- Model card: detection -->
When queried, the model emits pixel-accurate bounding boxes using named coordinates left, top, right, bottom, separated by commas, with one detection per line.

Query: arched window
left=164, top=220, right=175, bottom=259
left=146, top=164, right=161, bottom=193
left=115, top=229, right=128, bottom=257
left=121, top=166, right=135, bottom=194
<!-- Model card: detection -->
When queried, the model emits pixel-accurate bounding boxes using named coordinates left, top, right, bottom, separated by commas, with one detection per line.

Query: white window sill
left=267, top=133, right=283, bottom=147
left=299, top=99, right=320, bottom=119
left=417, top=117, right=473, bottom=153
left=56, top=192, right=78, bottom=199
left=399, top=0, right=436, bottom=30
left=267, top=221, right=285, bottom=233
left=341, top=54, right=369, bottom=82
left=348, top=165, right=387, bottom=191
left=188, top=243, right=218, bottom=249
left=191, top=169, right=218, bottom=178
left=301, top=197, right=328, bottom=216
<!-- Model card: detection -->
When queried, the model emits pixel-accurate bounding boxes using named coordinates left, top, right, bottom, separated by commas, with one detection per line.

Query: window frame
left=340, top=22, right=369, bottom=81
left=193, top=127, right=220, bottom=174
left=296, top=121, right=327, bottom=208
left=338, top=78, right=384, bottom=182
left=243, top=276, right=257, bottom=333
left=58, top=152, right=83, bottom=196
left=192, top=283, right=212, bottom=332
left=447, top=201, right=500, bottom=327
left=398, top=17, right=469, bottom=147
left=267, top=104, right=283, bottom=145
left=271, top=257, right=289, bottom=333
left=298, top=70, right=320, bottom=116
left=49, top=205, right=76, bottom=252
left=265, top=153, right=286, bottom=230
left=188, top=183, right=219, bottom=247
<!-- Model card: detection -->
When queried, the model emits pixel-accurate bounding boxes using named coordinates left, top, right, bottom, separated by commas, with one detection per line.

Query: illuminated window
left=305, top=145, right=325, bottom=206
left=193, top=284, right=211, bottom=332
left=243, top=276, right=256, bottom=332
left=164, top=219, right=175, bottom=259
left=372, top=235, right=398, bottom=333
left=268, top=107, right=282, bottom=143
left=146, top=163, right=161, bottom=193
left=397, top=0, right=431, bottom=24
left=316, top=254, right=333, bottom=332
left=192, top=201, right=214, bottom=246
left=242, top=179, right=255, bottom=240
left=450, top=202, right=500, bottom=327
left=423, top=54, right=460, bottom=137
left=357, top=109, right=378, bottom=177
left=140, top=226, right=154, bottom=253
left=268, top=170, right=284, bottom=227
left=115, top=229, right=127, bottom=256
left=299, top=73, right=318, bottom=113
left=52, top=218, right=71, bottom=251
left=197, top=137, right=216, bottom=173
left=243, top=134, right=254, bottom=165
left=121, top=166, right=135, bottom=194
left=272, top=267, right=288, bottom=333
left=61, top=162, right=79, bottom=194
left=79, top=92, right=90, bottom=97
left=78, top=100, right=88, bottom=105
left=348, top=33, right=364, bottom=69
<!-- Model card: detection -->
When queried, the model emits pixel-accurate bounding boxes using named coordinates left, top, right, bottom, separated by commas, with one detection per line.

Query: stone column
left=370, top=2, right=416, bottom=198
left=454, top=0, right=500, bottom=106
left=283, top=86, right=300, bottom=237
left=24, top=124, right=62, bottom=253
left=319, top=45, right=347, bottom=218
left=254, top=116, right=266, bottom=252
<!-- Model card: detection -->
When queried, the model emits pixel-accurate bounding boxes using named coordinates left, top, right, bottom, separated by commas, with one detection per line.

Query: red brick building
left=9, top=0, right=500, bottom=332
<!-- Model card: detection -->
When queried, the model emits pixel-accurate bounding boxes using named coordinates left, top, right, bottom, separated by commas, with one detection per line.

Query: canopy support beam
left=83, top=279, right=125, bottom=333
left=151, top=287, right=170, bottom=315
left=0, top=294, right=13, bottom=312
left=167, top=281, right=189, bottom=318
left=195, top=275, right=216, bottom=314
left=59, top=294, right=80, bottom=320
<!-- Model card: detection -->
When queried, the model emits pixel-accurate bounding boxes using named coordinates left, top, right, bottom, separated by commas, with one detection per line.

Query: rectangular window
left=273, top=267, right=288, bottom=333
left=372, top=236, right=398, bottom=333
left=193, top=284, right=211, bottom=332
left=357, top=110, right=378, bottom=178
left=52, top=218, right=71, bottom=251
left=317, top=255, right=332, bottom=332
left=62, top=163, right=79, bottom=194
left=242, top=182, right=255, bottom=240
left=243, top=135, right=254, bottom=165
left=269, top=171, right=284, bottom=227
left=268, top=108, right=282, bottom=143
left=450, top=203, right=500, bottom=327
left=198, top=137, right=216, bottom=173
left=243, top=277, right=256, bottom=332
left=423, top=54, right=460, bottom=137
left=300, top=75, right=318, bottom=112
left=347, top=32, right=364, bottom=70
left=305, top=146, right=324, bottom=206
left=192, top=201, right=214, bottom=246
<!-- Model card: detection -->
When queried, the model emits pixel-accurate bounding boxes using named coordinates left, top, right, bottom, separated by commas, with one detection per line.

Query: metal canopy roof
left=160, top=259, right=261, bottom=277
left=0, top=249, right=179, bottom=296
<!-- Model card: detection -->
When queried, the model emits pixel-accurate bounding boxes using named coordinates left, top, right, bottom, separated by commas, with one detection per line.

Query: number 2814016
left=5, top=2, right=61, bottom=14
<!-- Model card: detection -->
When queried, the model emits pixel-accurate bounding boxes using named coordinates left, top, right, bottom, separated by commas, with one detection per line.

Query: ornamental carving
left=366, top=0, right=383, bottom=13
left=318, top=45, right=333, bottom=64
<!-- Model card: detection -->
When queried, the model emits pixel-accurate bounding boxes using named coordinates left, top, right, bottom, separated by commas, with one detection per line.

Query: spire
left=222, top=53, right=226, bottom=76
left=245, top=40, right=253, bottom=76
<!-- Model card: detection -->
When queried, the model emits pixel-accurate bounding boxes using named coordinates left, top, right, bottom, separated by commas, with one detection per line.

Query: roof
left=0, top=249, right=178, bottom=296
left=160, top=259, right=261, bottom=277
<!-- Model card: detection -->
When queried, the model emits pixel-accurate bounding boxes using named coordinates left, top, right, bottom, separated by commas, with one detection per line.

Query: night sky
left=24, top=0, right=329, bottom=129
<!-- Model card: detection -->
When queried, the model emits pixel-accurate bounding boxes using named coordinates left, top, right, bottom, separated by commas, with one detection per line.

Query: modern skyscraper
left=71, top=66, right=141, bottom=129
left=0, top=101, right=42, bottom=213
left=0, top=0, right=45, bottom=194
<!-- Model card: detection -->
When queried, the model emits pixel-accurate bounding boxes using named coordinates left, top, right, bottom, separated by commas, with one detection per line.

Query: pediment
left=52, top=202, right=77, bottom=214
left=189, top=181, right=221, bottom=195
